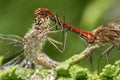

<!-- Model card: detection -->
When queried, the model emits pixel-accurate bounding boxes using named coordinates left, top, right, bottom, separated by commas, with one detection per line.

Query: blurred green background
left=0, top=0, right=120, bottom=72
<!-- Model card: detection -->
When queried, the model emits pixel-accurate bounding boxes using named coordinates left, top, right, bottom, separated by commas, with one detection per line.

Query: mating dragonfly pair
left=0, top=8, right=120, bottom=80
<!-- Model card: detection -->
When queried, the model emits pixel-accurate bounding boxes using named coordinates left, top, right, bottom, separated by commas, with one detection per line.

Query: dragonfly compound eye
left=34, top=13, right=50, bottom=29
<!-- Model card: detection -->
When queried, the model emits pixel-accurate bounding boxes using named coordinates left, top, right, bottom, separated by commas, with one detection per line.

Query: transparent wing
left=103, top=18, right=120, bottom=29
left=0, top=34, right=24, bottom=65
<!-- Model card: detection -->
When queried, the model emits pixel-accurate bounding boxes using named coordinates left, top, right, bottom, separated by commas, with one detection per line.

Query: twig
left=56, top=44, right=100, bottom=71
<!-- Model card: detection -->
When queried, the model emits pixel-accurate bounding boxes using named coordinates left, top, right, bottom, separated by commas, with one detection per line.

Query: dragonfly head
left=34, top=10, right=51, bottom=29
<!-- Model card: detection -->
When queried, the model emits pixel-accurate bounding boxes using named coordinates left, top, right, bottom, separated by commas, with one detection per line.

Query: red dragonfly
left=35, top=8, right=93, bottom=43
left=35, top=8, right=120, bottom=73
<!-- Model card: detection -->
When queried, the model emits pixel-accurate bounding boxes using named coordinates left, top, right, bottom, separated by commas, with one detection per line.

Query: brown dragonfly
left=0, top=8, right=67, bottom=80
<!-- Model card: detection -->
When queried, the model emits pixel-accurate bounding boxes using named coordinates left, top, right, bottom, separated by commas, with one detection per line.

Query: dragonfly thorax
left=23, top=28, right=48, bottom=61
left=92, top=25, right=120, bottom=44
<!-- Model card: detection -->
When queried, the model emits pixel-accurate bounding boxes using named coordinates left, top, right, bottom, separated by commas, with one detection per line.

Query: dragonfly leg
left=49, top=14, right=63, bottom=30
left=47, top=33, right=67, bottom=53
left=89, top=54, right=94, bottom=72
left=118, top=43, right=120, bottom=51
left=97, top=44, right=114, bottom=74
left=47, top=26, right=67, bottom=52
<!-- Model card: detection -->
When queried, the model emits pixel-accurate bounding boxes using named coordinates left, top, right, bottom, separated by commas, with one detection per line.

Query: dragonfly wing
left=0, top=53, right=25, bottom=70
left=104, top=18, right=120, bottom=29
left=0, top=34, right=24, bottom=65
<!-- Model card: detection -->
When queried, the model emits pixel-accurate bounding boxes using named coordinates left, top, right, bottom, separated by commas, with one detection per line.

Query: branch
left=0, top=45, right=120, bottom=80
